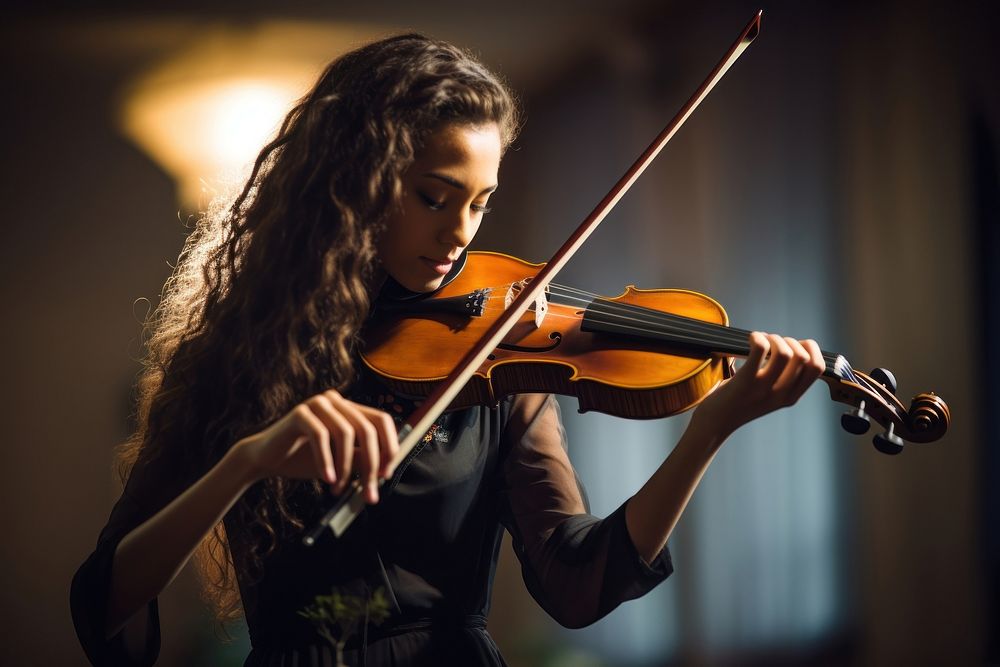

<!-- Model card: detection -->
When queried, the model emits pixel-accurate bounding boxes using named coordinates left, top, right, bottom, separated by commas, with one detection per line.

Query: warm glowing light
left=118, top=22, right=389, bottom=209
left=123, top=76, right=304, bottom=207
left=204, top=82, right=292, bottom=168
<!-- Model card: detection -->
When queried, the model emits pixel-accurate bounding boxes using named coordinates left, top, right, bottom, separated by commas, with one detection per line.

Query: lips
left=420, top=256, right=454, bottom=275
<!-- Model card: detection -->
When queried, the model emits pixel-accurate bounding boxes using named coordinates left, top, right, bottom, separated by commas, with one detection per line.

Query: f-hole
left=497, top=331, right=563, bottom=353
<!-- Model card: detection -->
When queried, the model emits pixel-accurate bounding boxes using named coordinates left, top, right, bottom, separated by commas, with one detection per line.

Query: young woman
left=71, top=34, right=825, bottom=666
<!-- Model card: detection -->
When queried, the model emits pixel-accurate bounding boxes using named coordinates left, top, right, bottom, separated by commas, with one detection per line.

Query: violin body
left=363, top=251, right=728, bottom=418
left=362, top=251, right=949, bottom=446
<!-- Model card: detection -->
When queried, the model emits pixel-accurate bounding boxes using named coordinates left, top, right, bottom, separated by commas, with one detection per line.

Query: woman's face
left=378, top=122, right=502, bottom=293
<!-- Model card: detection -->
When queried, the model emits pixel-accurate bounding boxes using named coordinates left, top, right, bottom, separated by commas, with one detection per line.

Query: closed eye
left=418, top=191, right=445, bottom=211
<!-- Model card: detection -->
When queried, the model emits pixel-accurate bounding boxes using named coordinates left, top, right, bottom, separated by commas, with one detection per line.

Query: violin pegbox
left=823, top=358, right=950, bottom=454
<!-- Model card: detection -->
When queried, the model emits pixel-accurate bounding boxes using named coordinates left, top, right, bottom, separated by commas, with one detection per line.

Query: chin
left=398, top=273, right=444, bottom=294
left=417, top=277, right=446, bottom=293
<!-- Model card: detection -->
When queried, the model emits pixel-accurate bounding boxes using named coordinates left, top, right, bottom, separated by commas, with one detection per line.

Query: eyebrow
left=422, top=172, right=497, bottom=196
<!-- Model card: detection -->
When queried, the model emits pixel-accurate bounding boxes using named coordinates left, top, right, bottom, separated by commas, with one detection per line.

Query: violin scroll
left=906, top=392, right=950, bottom=442
left=827, top=366, right=950, bottom=453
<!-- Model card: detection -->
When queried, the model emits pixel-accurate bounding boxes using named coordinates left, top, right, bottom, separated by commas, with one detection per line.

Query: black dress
left=71, top=309, right=673, bottom=667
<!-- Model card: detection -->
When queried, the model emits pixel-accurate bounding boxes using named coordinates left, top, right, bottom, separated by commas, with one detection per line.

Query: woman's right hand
left=233, top=389, right=400, bottom=504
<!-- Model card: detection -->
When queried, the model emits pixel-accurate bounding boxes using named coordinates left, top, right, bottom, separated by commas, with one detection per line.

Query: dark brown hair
left=117, top=33, right=519, bottom=623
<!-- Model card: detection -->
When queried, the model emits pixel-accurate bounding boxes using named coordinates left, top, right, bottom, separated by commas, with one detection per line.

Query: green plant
left=297, top=585, right=392, bottom=667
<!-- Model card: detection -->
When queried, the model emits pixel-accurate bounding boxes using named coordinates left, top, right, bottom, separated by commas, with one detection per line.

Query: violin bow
left=304, top=10, right=763, bottom=544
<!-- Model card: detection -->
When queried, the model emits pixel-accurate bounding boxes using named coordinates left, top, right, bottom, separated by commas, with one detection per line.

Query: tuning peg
left=873, top=422, right=904, bottom=455
left=841, top=400, right=871, bottom=435
left=869, top=367, right=897, bottom=395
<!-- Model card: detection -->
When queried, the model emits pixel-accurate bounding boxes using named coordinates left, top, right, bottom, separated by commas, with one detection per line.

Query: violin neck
left=579, top=297, right=842, bottom=377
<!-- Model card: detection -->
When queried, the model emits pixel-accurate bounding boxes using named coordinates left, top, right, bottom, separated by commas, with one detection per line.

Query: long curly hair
left=116, top=33, right=519, bottom=624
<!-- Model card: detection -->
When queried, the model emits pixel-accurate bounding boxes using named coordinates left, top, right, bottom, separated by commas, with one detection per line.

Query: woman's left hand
left=691, top=331, right=826, bottom=441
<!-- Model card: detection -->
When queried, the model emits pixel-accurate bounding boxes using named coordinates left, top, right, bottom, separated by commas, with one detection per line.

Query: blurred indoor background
left=2, top=1, right=997, bottom=665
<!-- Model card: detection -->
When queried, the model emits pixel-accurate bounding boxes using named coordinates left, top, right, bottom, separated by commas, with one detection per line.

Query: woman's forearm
left=624, top=332, right=827, bottom=563
left=101, top=385, right=402, bottom=642
left=624, top=417, right=728, bottom=563
left=104, top=443, right=258, bottom=640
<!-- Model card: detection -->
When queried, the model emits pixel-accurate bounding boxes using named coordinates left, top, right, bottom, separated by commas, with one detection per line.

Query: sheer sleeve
left=70, top=443, right=194, bottom=666
left=498, top=394, right=673, bottom=629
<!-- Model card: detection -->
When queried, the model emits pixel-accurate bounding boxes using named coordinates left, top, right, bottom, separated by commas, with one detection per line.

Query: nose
left=438, top=208, right=478, bottom=249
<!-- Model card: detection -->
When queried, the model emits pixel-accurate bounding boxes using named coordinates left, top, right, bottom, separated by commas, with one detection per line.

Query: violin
left=363, top=251, right=950, bottom=453
left=304, top=10, right=948, bottom=544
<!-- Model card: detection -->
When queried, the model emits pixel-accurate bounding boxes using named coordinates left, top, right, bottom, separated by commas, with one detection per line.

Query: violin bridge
left=505, top=279, right=549, bottom=329
left=532, top=290, right=548, bottom=328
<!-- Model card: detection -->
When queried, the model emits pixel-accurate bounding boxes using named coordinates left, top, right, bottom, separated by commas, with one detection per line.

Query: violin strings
left=486, top=281, right=783, bottom=358
left=480, top=285, right=745, bottom=352
left=493, top=282, right=845, bottom=372
left=482, top=281, right=742, bottom=345
left=475, top=281, right=848, bottom=378
left=580, top=296, right=849, bottom=378
left=515, top=303, right=847, bottom=380
left=543, top=283, right=850, bottom=373
left=544, top=283, right=823, bottom=359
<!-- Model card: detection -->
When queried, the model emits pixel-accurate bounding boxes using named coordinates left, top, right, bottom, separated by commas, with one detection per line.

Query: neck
left=366, top=267, right=389, bottom=302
